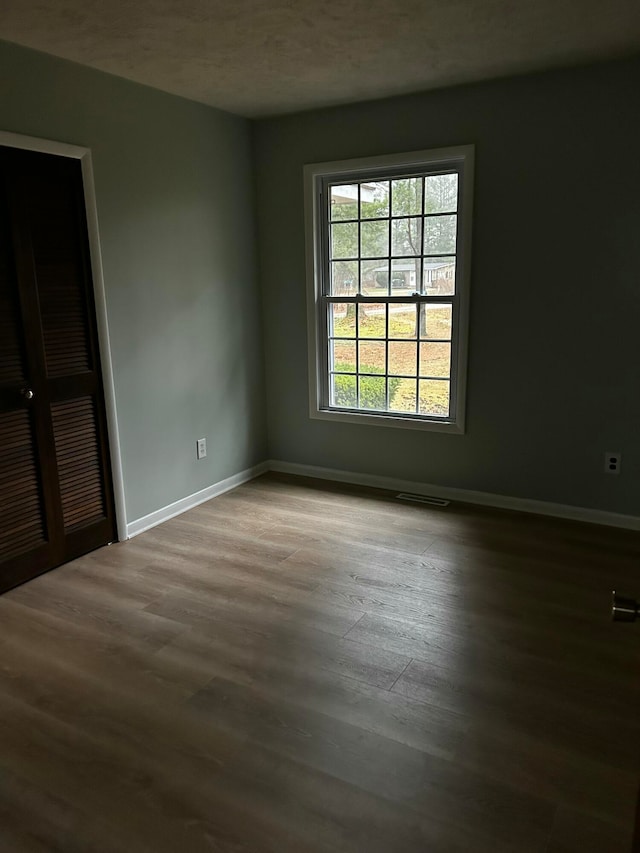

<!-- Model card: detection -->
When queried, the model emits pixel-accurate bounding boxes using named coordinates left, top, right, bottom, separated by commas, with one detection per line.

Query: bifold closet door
left=0, top=146, right=116, bottom=593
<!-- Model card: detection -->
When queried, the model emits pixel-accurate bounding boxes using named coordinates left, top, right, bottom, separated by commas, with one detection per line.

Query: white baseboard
left=267, top=459, right=640, bottom=531
left=124, top=457, right=639, bottom=538
left=126, top=461, right=269, bottom=538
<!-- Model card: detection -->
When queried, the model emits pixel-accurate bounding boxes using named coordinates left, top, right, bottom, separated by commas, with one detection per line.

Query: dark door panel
left=0, top=145, right=116, bottom=592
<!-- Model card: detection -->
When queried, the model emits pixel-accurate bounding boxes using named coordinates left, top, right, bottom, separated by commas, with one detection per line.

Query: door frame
left=0, top=129, right=127, bottom=540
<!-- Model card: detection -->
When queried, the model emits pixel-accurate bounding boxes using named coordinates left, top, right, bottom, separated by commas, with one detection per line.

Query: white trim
left=0, top=130, right=88, bottom=160
left=267, top=459, right=640, bottom=531
left=0, top=130, right=128, bottom=539
left=79, top=152, right=127, bottom=540
left=305, top=145, right=476, bottom=179
left=126, top=462, right=270, bottom=538
left=304, top=145, right=474, bottom=434
left=307, top=407, right=464, bottom=433
left=117, top=455, right=640, bottom=538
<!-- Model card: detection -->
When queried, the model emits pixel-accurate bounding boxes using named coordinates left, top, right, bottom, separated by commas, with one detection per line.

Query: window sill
left=310, top=406, right=465, bottom=434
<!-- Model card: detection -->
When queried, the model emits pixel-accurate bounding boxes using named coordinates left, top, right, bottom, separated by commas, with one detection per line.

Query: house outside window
left=304, top=146, right=474, bottom=433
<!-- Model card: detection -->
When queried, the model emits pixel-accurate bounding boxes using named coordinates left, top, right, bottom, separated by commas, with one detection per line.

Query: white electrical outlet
left=196, top=438, right=207, bottom=460
left=604, top=451, right=621, bottom=475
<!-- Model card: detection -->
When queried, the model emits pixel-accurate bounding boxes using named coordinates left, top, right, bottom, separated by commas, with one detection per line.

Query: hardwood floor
left=0, top=472, right=639, bottom=852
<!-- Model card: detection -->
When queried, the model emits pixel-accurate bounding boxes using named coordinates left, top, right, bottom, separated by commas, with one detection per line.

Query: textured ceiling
left=1, top=0, right=640, bottom=117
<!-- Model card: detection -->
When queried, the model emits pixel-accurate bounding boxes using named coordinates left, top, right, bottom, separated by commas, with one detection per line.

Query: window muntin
left=306, top=147, right=472, bottom=433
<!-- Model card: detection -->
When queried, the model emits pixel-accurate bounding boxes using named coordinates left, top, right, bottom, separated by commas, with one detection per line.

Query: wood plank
left=154, top=615, right=411, bottom=692
left=189, top=675, right=555, bottom=852
left=546, top=805, right=634, bottom=853
left=0, top=471, right=638, bottom=851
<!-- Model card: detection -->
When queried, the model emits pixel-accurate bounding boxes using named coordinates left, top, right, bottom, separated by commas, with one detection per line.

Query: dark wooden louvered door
left=0, top=146, right=116, bottom=593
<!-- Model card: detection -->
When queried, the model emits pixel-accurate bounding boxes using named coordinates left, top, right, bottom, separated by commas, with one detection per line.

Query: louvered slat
left=56, top=458, right=102, bottom=477
left=51, top=397, right=106, bottom=530
left=27, top=173, right=92, bottom=380
left=0, top=410, right=46, bottom=561
left=36, top=265, right=91, bottom=377
left=0, top=489, right=42, bottom=510
left=0, top=440, right=39, bottom=459
left=0, top=188, right=25, bottom=385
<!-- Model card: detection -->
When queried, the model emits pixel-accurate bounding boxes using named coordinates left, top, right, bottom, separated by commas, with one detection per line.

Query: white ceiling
left=1, top=0, right=640, bottom=117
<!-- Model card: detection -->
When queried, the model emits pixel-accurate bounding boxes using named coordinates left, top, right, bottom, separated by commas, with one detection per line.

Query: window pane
left=358, top=375, right=386, bottom=411
left=391, top=217, right=421, bottom=256
left=330, top=184, right=358, bottom=221
left=419, top=304, right=452, bottom=339
left=388, top=341, right=417, bottom=375
left=419, top=342, right=451, bottom=377
left=391, top=259, right=418, bottom=293
left=359, top=340, right=386, bottom=373
left=424, top=214, right=457, bottom=255
left=389, top=304, right=417, bottom=339
left=331, top=222, right=358, bottom=259
left=358, top=303, right=386, bottom=338
left=331, top=340, right=356, bottom=373
left=331, top=374, right=356, bottom=407
left=331, top=260, right=358, bottom=296
left=389, top=378, right=417, bottom=413
left=361, top=181, right=389, bottom=219
left=423, top=258, right=455, bottom=295
left=419, top=379, right=450, bottom=416
left=425, top=173, right=458, bottom=213
left=330, top=303, right=355, bottom=337
left=361, top=259, right=388, bottom=295
left=392, top=177, right=422, bottom=216
left=361, top=220, right=388, bottom=258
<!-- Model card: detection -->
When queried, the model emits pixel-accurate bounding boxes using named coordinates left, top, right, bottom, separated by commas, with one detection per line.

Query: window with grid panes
left=305, top=147, right=473, bottom=432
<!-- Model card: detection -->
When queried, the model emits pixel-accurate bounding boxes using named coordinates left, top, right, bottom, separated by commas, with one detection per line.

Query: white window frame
left=304, top=145, right=474, bottom=434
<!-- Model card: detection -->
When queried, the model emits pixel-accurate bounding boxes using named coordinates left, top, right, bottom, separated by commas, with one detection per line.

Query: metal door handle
left=21, top=387, right=34, bottom=400
left=612, top=591, right=639, bottom=622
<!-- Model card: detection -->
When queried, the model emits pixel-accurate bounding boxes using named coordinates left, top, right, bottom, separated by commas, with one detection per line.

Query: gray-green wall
left=253, top=56, right=640, bottom=516
left=2, top=39, right=637, bottom=524
left=0, top=40, right=267, bottom=524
